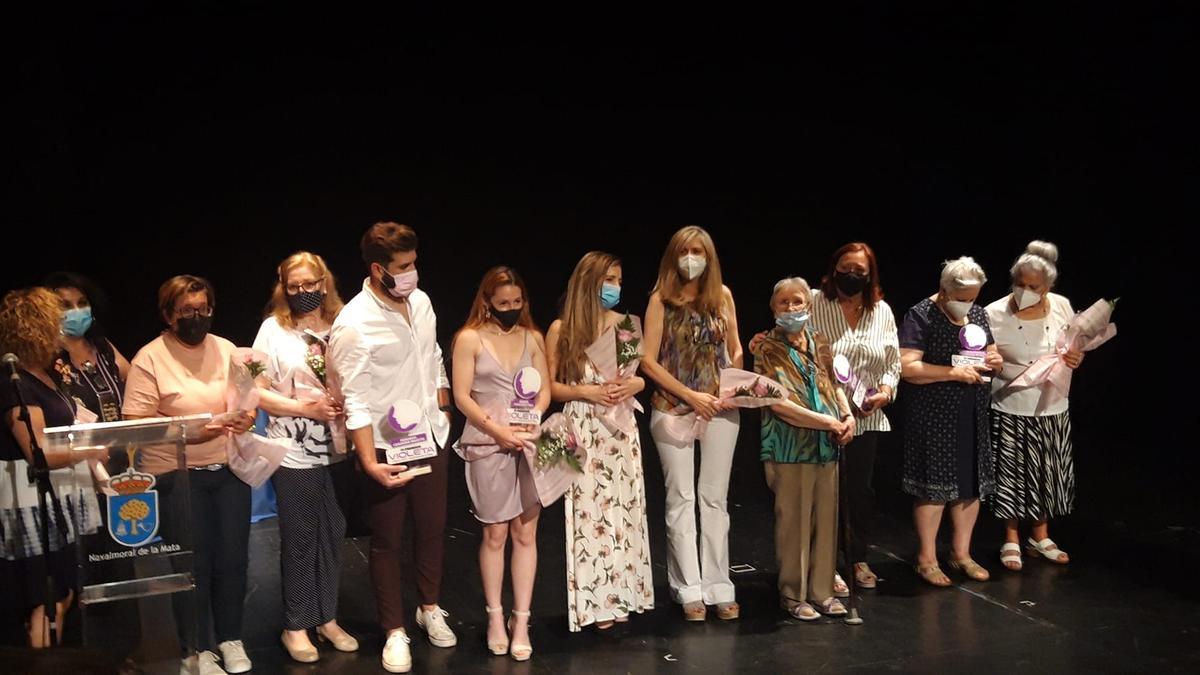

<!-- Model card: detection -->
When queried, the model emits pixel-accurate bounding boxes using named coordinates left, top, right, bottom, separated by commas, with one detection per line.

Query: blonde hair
left=652, top=225, right=727, bottom=316
left=268, top=251, right=345, bottom=328
left=556, top=251, right=621, bottom=383
left=0, top=287, right=63, bottom=371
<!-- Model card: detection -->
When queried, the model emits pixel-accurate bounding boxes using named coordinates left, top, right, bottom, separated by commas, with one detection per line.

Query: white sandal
left=484, top=606, right=508, bottom=656
left=1000, top=542, right=1023, bottom=571
left=507, top=610, right=532, bottom=662
left=782, top=600, right=820, bottom=622
left=1026, top=537, right=1069, bottom=564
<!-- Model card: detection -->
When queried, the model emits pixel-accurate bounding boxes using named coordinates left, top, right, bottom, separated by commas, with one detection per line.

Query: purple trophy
left=953, top=323, right=990, bottom=382
left=507, top=366, right=543, bottom=426
left=387, top=400, right=425, bottom=438
left=833, top=354, right=879, bottom=412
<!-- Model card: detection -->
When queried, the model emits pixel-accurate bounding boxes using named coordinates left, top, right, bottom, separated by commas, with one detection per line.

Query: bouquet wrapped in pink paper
left=223, top=347, right=291, bottom=488
left=1001, top=298, right=1118, bottom=413
left=652, top=368, right=788, bottom=443
left=584, top=314, right=644, bottom=435
left=518, top=412, right=584, bottom=506
left=292, top=330, right=347, bottom=453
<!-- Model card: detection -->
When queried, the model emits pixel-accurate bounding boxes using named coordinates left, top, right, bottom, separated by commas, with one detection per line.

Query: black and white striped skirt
left=989, top=409, right=1074, bottom=520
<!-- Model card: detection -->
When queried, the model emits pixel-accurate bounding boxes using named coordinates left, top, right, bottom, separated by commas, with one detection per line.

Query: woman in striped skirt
left=984, top=241, right=1084, bottom=571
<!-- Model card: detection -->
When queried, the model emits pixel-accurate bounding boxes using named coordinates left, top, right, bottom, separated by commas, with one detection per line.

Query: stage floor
left=218, top=484, right=1197, bottom=673
left=57, top=417, right=1199, bottom=674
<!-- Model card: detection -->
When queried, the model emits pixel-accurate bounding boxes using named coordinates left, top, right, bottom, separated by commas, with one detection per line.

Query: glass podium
left=44, top=413, right=212, bottom=674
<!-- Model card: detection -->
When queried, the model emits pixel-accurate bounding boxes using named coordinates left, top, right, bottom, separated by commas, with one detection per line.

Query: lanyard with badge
left=81, top=360, right=121, bottom=422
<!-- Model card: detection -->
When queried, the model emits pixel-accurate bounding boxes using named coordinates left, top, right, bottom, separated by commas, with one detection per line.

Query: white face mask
left=943, top=299, right=973, bottom=321
left=678, top=254, right=707, bottom=281
left=1013, top=286, right=1042, bottom=311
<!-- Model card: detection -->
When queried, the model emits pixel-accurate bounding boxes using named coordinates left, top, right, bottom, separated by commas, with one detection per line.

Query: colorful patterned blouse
left=650, top=302, right=730, bottom=413
left=752, top=327, right=840, bottom=464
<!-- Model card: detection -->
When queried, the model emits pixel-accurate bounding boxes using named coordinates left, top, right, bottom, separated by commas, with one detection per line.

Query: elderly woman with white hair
left=985, top=241, right=1083, bottom=571
left=898, top=257, right=1003, bottom=586
left=751, top=277, right=855, bottom=620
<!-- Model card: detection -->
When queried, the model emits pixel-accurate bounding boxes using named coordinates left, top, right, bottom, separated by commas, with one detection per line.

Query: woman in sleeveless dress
left=546, top=251, right=654, bottom=632
left=452, top=266, right=551, bottom=662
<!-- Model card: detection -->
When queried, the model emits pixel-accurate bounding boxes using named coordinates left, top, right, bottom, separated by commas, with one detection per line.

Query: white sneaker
left=217, top=640, right=252, bottom=674
left=180, top=651, right=226, bottom=675
left=381, top=629, right=413, bottom=673
left=415, top=605, right=458, bottom=648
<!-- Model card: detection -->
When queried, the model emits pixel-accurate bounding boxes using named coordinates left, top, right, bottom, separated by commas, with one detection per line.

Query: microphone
left=2, top=353, right=18, bottom=382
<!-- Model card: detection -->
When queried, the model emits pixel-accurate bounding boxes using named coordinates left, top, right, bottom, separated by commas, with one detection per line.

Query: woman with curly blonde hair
left=0, top=287, right=103, bottom=647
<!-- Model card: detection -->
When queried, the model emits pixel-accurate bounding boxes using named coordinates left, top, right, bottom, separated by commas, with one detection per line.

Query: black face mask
left=175, top=315, right=213, bottom=346
left=834, top=271, right=870, bottom=296
left=492, top=307, right=522, bottom=330
left=286, top=290, right=325, bottom=315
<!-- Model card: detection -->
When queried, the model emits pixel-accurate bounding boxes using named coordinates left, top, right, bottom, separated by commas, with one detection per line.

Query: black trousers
left=159, top=467, right=250, bottom=651
left=842, top=432, right=879, bottom=563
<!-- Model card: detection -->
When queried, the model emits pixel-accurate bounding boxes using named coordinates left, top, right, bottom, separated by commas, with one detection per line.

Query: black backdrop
left=7, top=8, right=1182, bottom=528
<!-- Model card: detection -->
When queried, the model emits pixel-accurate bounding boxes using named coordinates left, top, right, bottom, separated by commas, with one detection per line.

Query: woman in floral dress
left=546, top=251, right=654, bottom=632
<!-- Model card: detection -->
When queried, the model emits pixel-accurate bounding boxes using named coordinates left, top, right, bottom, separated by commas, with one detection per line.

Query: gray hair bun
left=1025, top=240, right=1059, bottom=264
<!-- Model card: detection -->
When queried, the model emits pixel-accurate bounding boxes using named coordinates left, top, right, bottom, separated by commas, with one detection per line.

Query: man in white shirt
left=328, top=222, right=457, bottom=674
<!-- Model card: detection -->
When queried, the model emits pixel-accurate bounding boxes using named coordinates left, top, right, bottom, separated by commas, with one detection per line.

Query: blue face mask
left=599, top=283, right=621, bottom=310
left=775, top=310, right=809, bottom=333
left=62, top=307, right=94, bottom=337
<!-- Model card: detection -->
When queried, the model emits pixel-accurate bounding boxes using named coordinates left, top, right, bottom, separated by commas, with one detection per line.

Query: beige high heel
left=484, top=606, right=509, bottom=656
left=507, top=609, right=532, bottom=662
left=315, top=623, right=359, bottom=652
left=281, top=631, right=319, bottom=663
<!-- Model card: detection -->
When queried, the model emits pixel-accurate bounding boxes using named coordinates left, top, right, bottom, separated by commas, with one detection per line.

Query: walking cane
left=837, top=439, right=863, bottom=625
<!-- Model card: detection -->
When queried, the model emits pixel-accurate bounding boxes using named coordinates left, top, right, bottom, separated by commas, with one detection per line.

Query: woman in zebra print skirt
left=985, top=241, right=1084, bottom=571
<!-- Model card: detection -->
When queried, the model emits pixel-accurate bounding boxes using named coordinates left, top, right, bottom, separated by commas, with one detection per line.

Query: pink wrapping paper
left=652, top=368, right=788, bottom=443
left=224, top=347, right=292, bottom=487
left=288, top=356, right=348, bottom=454
left=518, top=413, right=585, bottom=507
left=1000, top=298, right=1118, bottom=413
left=583, top=315, right=645, bottom=436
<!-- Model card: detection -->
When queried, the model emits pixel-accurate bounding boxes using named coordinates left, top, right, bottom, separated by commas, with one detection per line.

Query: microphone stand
left=7, top=360, right=72, bottom=646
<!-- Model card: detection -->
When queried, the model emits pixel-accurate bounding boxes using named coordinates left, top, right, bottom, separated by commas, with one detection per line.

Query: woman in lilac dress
left=452, top=266, right=551, bottom=662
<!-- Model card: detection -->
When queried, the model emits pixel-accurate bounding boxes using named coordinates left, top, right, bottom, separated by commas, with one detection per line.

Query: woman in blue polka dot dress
left=898, top=257, right=1003, bottom=587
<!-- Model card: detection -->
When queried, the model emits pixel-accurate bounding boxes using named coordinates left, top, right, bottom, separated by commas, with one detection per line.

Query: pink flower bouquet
left=1001, top=298, right=1118, bottom=413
